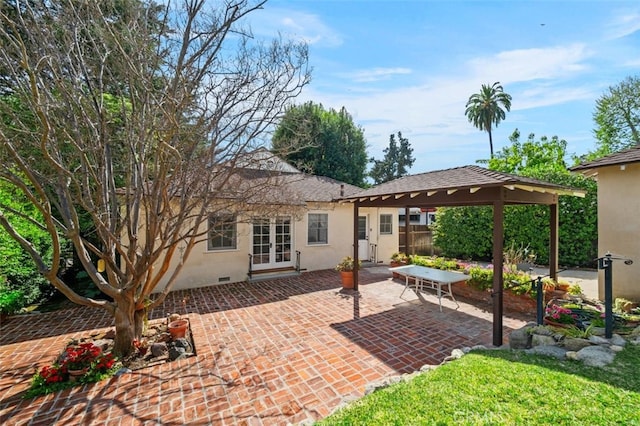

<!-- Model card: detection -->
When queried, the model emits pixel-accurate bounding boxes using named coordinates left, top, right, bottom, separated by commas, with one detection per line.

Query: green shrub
left=0, top=183, right=58, bottom=304
left=410, top=255, right=459, bottom=270
left=432, top=173, right=597, bottom=268
left=0, top=284, right=25, bottom=315
left=467, top=266, right=493, bottom=291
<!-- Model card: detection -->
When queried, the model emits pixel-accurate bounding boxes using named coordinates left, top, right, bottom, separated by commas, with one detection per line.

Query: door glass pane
left=252, top=219, right=270, bottom=265
left=358, top=216, right=367, bottom=240
left=275, top=216, right=291, bottom=263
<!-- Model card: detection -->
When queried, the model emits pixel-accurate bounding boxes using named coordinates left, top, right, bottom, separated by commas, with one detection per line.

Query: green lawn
left=318, top=345, right=640, bottom=425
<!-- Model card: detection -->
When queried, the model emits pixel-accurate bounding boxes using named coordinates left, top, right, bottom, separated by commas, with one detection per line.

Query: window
left=399, top=214, right=421, bottom=223
left=308, top=213, right=328, bottom=244
left=208, top=214, right=237, bottom=250
left=380, top=214, right=393, bottom=234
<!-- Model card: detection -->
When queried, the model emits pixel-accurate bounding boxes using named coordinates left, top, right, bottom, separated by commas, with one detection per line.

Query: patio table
left=389, top=265, right=469, bottom=311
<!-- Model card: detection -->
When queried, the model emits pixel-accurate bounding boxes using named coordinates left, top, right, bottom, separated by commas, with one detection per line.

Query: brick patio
left=0, top=267, right=530, bottom=425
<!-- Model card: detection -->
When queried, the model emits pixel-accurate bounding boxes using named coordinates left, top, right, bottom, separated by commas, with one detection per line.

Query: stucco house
left=158, top=149, right=398, bottom=291
left=571, top=145, right=640, bottom=301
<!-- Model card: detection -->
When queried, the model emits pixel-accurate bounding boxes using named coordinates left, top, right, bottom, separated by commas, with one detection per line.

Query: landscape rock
left=588, top=335, right=609, bottom=345
left=509, top=325, right=533, bottom=349
left=576, top=345, right=615, bottom=367
left=531, top=334, right=556, bottom=347
left=169, top=346, right=186, bottom=360
left=565, top=351, right=578, bottom=361
left=115, top=368, right=132, bottom=376
left=471, top=344, right=488, bottom=351
left=562, top=337, right=592, bottom=352
left=450, top=349, right=465, bottom=359
left=151, top=342, right=168, bottom=358
left=527, top=345, right=567, bottom=359
left=610, top=334, right=626, bottom=347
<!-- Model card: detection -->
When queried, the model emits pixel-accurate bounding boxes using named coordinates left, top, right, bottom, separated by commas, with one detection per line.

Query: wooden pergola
left=341, top=165, right=585, bottom=346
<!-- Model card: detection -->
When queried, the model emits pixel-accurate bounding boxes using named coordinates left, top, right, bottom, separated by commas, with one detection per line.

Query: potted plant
left=168, top=318, right=189, bottom=339
left=335, top=256, right=361, bottom=289
left=390, top=253, right=409, bottom=278
left=61, top=342, right=102, bottom=381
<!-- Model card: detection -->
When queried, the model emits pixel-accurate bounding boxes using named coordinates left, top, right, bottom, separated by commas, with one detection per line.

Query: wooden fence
left=399, top=225, right=436, bottom=256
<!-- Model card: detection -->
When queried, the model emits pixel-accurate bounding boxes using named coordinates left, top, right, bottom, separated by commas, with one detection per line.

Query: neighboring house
left=571, top=145, right=640, bottom=301
left=398, top=207, right=436, bottom=226
left=158, top=150, right=398, bottom=291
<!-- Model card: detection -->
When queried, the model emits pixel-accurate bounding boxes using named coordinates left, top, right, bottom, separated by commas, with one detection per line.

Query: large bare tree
left=0, top=0, right=309, bottom=355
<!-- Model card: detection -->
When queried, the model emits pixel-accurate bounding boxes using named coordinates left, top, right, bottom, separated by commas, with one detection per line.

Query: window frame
left=307, top=213, right=329, bottom=245
left=379, top=214, right=393, bottom=235
left=207, top=214, right=237, bottom=251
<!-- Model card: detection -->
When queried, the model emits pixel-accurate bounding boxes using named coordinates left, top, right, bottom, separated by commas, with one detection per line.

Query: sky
left=246, top=0, right=640, bottom=174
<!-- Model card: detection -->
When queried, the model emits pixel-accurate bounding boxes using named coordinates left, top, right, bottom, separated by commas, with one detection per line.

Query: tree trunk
left=488, top=129, right=494, bottom=158
left=113, top=293, right=138, bottom=357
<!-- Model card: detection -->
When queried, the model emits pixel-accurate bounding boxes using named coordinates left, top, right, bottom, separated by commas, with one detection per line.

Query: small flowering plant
left=62, top=343, right=102, bottom=370
left=39, top=365, right=67, bottom=384
left=25, top=342, right=119, bottom=398
left=545, top=304, right=577, bottom=324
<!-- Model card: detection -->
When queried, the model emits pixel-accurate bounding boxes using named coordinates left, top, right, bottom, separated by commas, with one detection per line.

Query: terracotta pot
left=168, top=319, right=189, bottom=339
left=67, top=367, right=89, bottom=382
left=543, top=318, right=573, bottom=328
left=340, top=271, right=354, bottom=289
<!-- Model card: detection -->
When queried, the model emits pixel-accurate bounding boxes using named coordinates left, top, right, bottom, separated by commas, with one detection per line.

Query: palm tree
left=465, top=82, right=512, bottom=158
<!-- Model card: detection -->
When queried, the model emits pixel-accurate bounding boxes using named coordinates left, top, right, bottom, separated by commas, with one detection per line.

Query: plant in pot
left=168, top=316, right=189, bottom=339
left=336, top=256, right=361, bottom=289
left=61, top=342, right=102, bottom=381
left=390, top=252, right=409, bottom=278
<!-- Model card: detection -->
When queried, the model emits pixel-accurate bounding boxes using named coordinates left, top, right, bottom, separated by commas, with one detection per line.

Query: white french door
left=252, top=216, right=294, bottom=270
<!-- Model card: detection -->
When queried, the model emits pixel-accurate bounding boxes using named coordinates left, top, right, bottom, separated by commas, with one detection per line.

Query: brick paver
left=0, top=267, right=530, bottom=425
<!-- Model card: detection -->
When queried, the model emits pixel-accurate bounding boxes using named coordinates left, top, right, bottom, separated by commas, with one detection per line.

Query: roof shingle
left=348, top=165, right=573, bottom=198
left=570, top=144, right=640, bottom=173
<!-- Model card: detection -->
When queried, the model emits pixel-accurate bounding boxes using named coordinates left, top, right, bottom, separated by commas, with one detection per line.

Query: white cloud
left=605, top=9, right=640, bottom=40
left=299, top=43, right=600, bottom=169
left=340, top=67, right=413, bottom=83
left=467, top=44, right=592, bottom=85
left=249, top=7, right=343, bottom=47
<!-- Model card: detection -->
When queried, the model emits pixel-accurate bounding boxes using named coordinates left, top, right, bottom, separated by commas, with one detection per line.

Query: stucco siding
left=155, top=203, right=398, bottom=291
left=597, top=163, right=640, bottom=300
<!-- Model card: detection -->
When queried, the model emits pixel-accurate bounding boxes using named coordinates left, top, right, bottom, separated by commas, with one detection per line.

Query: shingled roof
left=344, top=165, right=583, bottom=206
left=282, top=173, right=362, bottom=202
left=570, top=144, right=640, bottom=177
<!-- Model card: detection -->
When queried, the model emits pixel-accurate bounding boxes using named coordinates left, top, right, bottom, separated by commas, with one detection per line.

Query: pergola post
left=549, top=202, right=559, bottom=282
left=492, top=199, right=505, bottom=346
left=404, top=206, right=410, bottom=255
left=353, top=200, right=360, bottom=291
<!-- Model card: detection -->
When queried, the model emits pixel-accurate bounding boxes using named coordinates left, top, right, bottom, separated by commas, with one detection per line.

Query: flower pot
left=543, top=318, right=573, bottom=328
left=340, top=271, right=354, bottom=289
left=168, top=319, right=189, bottom=339
left=67, top=367, right=89, bottom=382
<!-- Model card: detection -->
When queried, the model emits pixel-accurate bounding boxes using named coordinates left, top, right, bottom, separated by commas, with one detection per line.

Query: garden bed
left=451, top=280, right=537, bottom=314
left=25, top=316, right=196, bottom=398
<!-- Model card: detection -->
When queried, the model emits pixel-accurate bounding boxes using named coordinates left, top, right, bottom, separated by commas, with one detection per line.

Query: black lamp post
left=597, top=252, right=633, bottom=338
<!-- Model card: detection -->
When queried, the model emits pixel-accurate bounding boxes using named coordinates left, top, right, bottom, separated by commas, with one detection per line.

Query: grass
left=318, top=344, right=640, bottom=425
